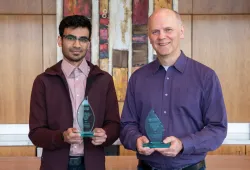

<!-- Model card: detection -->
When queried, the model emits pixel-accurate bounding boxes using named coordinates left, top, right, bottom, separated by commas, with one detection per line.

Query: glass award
left=76, top=97, right=95, bottom=137
left=143, top=109, right=170, bottom=148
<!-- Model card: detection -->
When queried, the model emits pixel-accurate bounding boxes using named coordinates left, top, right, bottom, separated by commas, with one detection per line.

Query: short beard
left=64, top=54, right=85, bottom=63
left=62, top=46, right=86, bottom=63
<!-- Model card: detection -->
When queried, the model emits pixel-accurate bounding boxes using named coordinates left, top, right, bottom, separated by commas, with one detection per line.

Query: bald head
left=149, top=9, right=182, bottom=26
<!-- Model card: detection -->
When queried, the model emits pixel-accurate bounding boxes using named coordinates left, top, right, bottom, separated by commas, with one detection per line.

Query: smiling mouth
left=159, top=42, right=170, bottom=46
left=71, top=51, right=82, bottom=56
left=70, top=50, right=82, bottom=54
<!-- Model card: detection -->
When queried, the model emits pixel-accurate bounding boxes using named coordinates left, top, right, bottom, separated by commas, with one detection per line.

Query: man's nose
left=158, top=31, right=166, bottom=39
left=73, top=39, right=81, bottom=47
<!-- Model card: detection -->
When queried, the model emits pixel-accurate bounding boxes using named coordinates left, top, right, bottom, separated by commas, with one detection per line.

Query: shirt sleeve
left=180, top=70, right=228, bottom=155
left=28, top=76, right=68, bottom=150
left=120, top=74, right=142, bottom=151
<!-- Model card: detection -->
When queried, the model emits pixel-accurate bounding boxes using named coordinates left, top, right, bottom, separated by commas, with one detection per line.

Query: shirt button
left=165, top=93, right=168, bottom=96
left=167, top=77, right=169, bottom=80
left=76, top=78, right=78, bottom=81
left=76, top=94, right=79, bottom=97
left=164, top=111, right=167, bottom=114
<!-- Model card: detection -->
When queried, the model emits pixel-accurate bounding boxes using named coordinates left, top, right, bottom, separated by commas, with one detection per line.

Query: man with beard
left=120, top=9, right=227, bottom=170
left=29, top=15, right=120, bottom=170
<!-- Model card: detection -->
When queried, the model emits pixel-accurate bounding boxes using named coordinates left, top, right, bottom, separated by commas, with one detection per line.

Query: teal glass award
left=77, top=97, right=95, bottom=137
left=143, top=109, right=170, bottom=148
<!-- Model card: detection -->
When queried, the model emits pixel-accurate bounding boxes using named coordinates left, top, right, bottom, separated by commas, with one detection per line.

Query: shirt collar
left=151, top=50, right=188, bottom=74
left=173, top=51, right=188, bottom=73
left=78, top=58, right=89, bottom=77
left=61, top=58, right=89, bottom=78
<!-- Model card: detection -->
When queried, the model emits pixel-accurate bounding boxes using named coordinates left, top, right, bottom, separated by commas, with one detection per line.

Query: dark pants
left=137, top=167, right=206, bottom=170
left=137, top=160, right=206, bottom=170
left=68, top=156, right=85, bottom=170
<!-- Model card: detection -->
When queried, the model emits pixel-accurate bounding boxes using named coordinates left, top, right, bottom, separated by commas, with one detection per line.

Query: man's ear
left=180, top=25, right=184, bottom=39
left=57, top=36, right=62, bottom=47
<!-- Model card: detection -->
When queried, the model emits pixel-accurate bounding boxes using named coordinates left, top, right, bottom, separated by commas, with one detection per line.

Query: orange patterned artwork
left=63, top=0, right=173, bottom=104
left=113, top=68, right=128, bottom=102
left=154, top=0, right=172, bottom=10
left=64, top=0, right=92, bottom=17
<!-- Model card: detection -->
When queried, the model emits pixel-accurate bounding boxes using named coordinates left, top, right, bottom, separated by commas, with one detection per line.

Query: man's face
left=58, top=27, right=90, bottom=64
left=148, top=12, right=184, bottom=58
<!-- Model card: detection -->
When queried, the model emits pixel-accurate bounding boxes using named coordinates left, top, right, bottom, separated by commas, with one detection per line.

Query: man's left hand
left=155, top=136, right=183, bottom=157
left=91, top=128, right=107, bottom=145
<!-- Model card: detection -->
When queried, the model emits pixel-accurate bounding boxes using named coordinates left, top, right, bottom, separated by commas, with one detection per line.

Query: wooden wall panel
left=0, top=0, right=41, bottom=14
left=1, top=156, right=250, bottom=170
left=0, top=15, right=43, bottom=123
left=43, top=15, right=57, bottom=70
left=208, top=145, right=246, bottom=155
left=178, top=0, right=192, bottom=14
left=180, top=15, right=191, bottom=58
left=120, top=145, right=247, bottom=156
left=193, top=15, right=250, bottom=122
left=0, top=146, right=36, bottom=156
left=43, top=0, right=56, bottom=14
left=193, top=0, right=250, bottom=14
left=246, top=145, right=250, bottom=155
left=119, top=145, right=136, bottom=156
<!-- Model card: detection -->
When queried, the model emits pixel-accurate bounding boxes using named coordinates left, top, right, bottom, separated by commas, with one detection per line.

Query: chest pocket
left=172, top=87, right=202, bottom=113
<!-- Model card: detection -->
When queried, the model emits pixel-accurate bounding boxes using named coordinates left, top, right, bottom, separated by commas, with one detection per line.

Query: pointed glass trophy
left=77, top=97, right=95, bottom=137
left=143, top=109, right=170, bottom=148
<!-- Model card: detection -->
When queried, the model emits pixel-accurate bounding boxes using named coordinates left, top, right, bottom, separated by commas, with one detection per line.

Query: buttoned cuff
left=131, top=133, right=143, bottom=151
left=179, top=136, right=195, bottom=155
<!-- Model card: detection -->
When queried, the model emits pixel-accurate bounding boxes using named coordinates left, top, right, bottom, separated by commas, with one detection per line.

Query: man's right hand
left=136, top=136, right=155, bottom=156
left=62, top=128, right=83, bottom=144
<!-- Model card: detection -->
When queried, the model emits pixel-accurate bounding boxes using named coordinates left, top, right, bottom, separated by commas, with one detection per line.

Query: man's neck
left=64, top=58, right=83, bottom=67
left=158, top=50, right=181, bottom=66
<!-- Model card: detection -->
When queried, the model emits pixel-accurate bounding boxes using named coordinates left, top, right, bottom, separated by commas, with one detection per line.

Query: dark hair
left=59, top=15, right=92, bottom=39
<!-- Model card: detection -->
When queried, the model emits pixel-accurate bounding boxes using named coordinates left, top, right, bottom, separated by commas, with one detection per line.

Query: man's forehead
left=64, top=27, right=89, bottom=35
left=150, top=9, right=176, bottom=19
left=149, top=16, right=178, bottom=29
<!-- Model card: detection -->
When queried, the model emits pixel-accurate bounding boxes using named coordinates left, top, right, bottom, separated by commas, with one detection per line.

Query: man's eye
left=165, top=28, right=172, bottom=32
left=79, top=38, right=89, bottom=42
left=152, top=31, right=159, bottom=34
left=66, top=36, right=76, bottom=40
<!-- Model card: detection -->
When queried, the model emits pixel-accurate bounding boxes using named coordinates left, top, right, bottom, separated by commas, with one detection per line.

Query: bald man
left=120, top=9, right=227, bottom=170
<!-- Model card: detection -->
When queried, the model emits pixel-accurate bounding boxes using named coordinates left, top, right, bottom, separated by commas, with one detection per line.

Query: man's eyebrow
left=151, top=27, right=173, bottom=31
left=79, top=36, right=89, bottom=39
left=163, top=27, right=173, bottom=29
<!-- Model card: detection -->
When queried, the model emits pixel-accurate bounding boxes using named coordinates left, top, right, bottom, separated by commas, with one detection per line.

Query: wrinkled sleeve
left=120, top=75, right=142, bottom=151
left=28, top=76, right=68, bottom=150
left=180, top=71, right=228, bottom=155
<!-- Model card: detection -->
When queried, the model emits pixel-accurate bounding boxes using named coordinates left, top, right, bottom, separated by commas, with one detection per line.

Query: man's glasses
left=62, top=34, right=90, bottom=44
